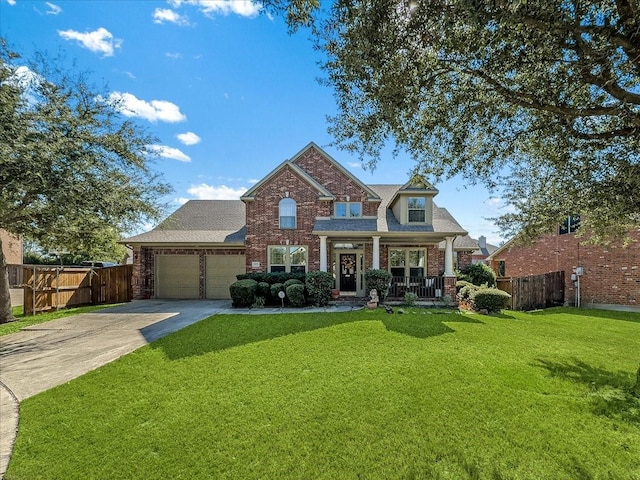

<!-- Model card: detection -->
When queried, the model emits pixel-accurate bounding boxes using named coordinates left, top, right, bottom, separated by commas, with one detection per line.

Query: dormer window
left=279, top=198, right=296, bottom=229
left=335, top=202, right=362, bottom=218
left=559, top=215, right=580, bottom=235
left=408, top=197, right=426, bottom=223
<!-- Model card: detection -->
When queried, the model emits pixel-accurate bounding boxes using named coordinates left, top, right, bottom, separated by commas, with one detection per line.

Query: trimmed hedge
left=286, top=283, right=306, bottom=307
left=305, top=271, right=334, bottom=306
left=270, top=283, right=285, bottom=303
left=237, top=272, right=305, bottom=285
left=230, top=279, right=258, bottom=308
left=473, top=288, right=511, bottom=312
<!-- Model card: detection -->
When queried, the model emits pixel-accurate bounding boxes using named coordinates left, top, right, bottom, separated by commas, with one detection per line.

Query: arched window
left=279, top=198, right=296, bottom=229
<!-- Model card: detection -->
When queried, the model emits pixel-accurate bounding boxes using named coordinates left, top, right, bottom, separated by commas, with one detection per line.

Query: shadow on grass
left=535, top=357, right=640, bottom=426
left=151, top=310, right=482, bottom=360
left=527, top=307, right=640, bottom=324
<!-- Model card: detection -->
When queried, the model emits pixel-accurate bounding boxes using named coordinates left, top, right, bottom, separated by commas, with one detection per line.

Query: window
left=389, top=249, right=425, bottom=278
left=279, top=198, right=296, bottom=229
left=334, top=202, right=362, bottom=218
left=408, top=197, right=426, bottom=223
left=559, top=215, right=580, bottom=235
left=269, top=246, right=307, bottom=273
left=497, top=260, right=506, bottom=277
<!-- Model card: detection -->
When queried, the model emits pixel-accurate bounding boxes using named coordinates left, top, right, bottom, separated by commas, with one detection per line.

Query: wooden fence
left=497, top=271, right=565, bottom=311
left=7, top=264, right=23, bottom=287
left=23, top=265, right=133, bottom=315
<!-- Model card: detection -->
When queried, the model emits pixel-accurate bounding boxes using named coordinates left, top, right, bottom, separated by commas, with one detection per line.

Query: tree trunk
left=633, top=364, right=640, bottom=398
left=0, top=237, right=17, bottom=324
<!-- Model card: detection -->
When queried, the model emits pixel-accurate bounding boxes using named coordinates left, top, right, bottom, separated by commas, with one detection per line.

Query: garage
left=206, top=254, right=245, bottom=299
left=155, top=255, right=200, bottom=299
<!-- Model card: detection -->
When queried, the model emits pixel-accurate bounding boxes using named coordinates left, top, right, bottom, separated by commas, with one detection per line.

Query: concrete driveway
left=0, top=299, right=231, bottom=479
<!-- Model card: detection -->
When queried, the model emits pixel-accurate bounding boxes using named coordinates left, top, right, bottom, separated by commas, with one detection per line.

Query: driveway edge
left=0, top=380, right=19, bottom=480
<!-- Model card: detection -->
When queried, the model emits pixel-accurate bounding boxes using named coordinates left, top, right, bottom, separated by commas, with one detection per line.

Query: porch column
left=319, top=235, right=328, bottom=272
left=444, top=236, right=455, bottom=277
left=372, top=235, right=380, bottom=269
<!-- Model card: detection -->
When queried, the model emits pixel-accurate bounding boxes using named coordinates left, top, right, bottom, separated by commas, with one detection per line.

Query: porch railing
left=389, top=276, right=445, bottom=299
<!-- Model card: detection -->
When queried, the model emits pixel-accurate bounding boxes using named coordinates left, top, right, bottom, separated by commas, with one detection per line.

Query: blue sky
left=1, top=0, right=509, bottom=245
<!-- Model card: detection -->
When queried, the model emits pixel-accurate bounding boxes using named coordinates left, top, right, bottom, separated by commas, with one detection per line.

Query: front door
left=339, top=253, right=357, bottom=293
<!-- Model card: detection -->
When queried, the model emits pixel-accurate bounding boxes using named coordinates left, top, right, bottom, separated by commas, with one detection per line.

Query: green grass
left=1, top=304, right=115, bottom=337
left=6, top=307, right=640, bottom=479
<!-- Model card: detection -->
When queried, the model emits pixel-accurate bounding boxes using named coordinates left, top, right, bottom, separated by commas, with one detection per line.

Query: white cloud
left=148, top=145, right=191, bottom=162
left=184, top=183, right=248, bottom=200
left=153, top=8, right=189, bottom=25
left=347, top=162, right=362, bottom=169
left=58, top=27, right=122, bottom=57
left=45, top=2, right=62, bottom=14
left=248, top=178, right=259, bottom=184
left=177, top=131, right=201, bottom=145
left=166, top=52, right=182, bottom=60
left=108, top=92, right=187, bottom=123
left=5, top=0, right=16, bottom=5
left=174, top=0, right=261, bottom=18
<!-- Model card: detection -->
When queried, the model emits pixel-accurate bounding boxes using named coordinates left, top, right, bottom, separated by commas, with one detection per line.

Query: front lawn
left=6, top=308, right=640, bottom=479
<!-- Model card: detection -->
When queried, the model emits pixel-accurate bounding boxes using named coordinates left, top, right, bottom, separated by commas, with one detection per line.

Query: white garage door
left=206, top=255, right=245, bottom=299
left=155, top=255, right=200, bottom=299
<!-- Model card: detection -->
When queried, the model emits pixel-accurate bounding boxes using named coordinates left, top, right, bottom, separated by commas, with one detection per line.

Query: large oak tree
left=0, top=41, right=170, bottom=323
left=312, top=0, right=640, bottom=242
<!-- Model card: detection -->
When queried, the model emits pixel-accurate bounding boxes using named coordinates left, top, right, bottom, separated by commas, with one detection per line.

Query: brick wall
left=492, top=230, right=640, bottom=307
left=1, top=230, right=22, bottom=264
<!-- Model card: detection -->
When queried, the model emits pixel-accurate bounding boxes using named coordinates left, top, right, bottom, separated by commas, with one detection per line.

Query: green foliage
left=283, top=278, right=304, bottom=289
left=252, top=296, right=266, bottom=309
left=315, top=1, right=640, bottom=241
left=459, top=263, right=497, bottom=288
left=364, top=269, right=392, bottom=302
left=257, top=282, right=271, bottom=298
left=0, top=42, right=170, bottom=323
left=473, top=288, right=512, bottom=313
left=285, top=283, right=306, bottom=308
left=229, top=279, right=258, bottom=308
left=305, top=270, right=334, bottom=307
left=270, top=283, right=285, bottom=302
left=237, top=272, right=305, bottom=285
left=403, top=292, right=418, bottom=306
left=457, top=284, right=479, bottom=303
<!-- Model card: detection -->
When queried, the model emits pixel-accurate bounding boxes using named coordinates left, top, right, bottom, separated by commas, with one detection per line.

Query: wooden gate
left=497, top=271, right=564, bottom=311
left=23, top=265, right=132, bottom=315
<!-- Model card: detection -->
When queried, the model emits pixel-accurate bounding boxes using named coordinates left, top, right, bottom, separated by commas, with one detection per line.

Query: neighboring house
left=0, top=229, right=23, bottom=265
left=471, top=236, right=499, bottom=264
left=124, top=143, right=474, bottom=300
left=487, top=218, right=640, bottom=310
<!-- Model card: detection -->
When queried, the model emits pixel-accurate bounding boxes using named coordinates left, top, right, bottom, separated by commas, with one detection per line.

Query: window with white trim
left=408, top=197, right=426, bottom=223
left=279, top=198, right=296, bottom=229
left=389, top=249, right=426, bottom=278
left=269, top=246, right=307, bottom=273
left=334, top=202, right=362, bottom=218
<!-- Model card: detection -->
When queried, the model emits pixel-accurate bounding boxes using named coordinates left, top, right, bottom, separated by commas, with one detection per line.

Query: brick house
left=487, top=218, right=640, bottom=310
left=124, top=143, right=475, bottom=300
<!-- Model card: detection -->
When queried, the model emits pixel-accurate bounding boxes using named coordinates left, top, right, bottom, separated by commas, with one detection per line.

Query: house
left=487, top=218, right=640, bottom=311
left=470, top=236, right=499, bottom=264
left=123, top=143, right=475, bottom=300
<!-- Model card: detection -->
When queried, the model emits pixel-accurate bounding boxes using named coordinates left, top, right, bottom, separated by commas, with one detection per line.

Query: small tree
left=459, top=263, right=497, bottom=288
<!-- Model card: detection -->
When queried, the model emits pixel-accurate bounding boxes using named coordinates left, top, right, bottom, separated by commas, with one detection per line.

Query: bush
left=237, top=272, right=305, bottom=285
left=458, top=263, right=496, bottom=287
left=364, top=269, right=392, bottom=302
left=404, top=292, right=418, bottom=306
left=257, top=282, right=271, bottom=298
left=252, top=296, right=266, bottom=308
left=457, top=283, right=479, bottom=302
left=305, top=271, right=334, bottom=306
left=473, top=288, right=511, bottom=312
left=286, top=283, right=306, bottom=307
left=283, top=278, right=304, bottom=290
left=270, top=283, right=285, bottom=303
left=229, top=279, right=258, bottom=308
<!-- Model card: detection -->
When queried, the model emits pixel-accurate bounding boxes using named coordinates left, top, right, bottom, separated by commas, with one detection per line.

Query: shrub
left=286, top=283, right=306, bottom=307
left=283, top=278, right=304, bottom=290
left=237, top=272, right=305, bottom=285
left=257, top=282, right=271, bottom=298
left=457, top=283, right=479, bottom=302
left=458, top=263, right=496, bottom=287
left=270, top=283, right=285, bottom=303
left=364, top=269, right=392, bottom=302
left=252, top=296, right=266, bottom=308
left=473, top=288, right=511, bottom=312
left=229, top=279, right=257, bottom=308
left=403, top=291, right=418, bottom=306
left=305, top=271, right=334, bottom=306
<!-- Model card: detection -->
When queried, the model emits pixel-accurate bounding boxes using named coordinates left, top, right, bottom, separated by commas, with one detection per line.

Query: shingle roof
left=123, top=200, right=246, bottom=245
